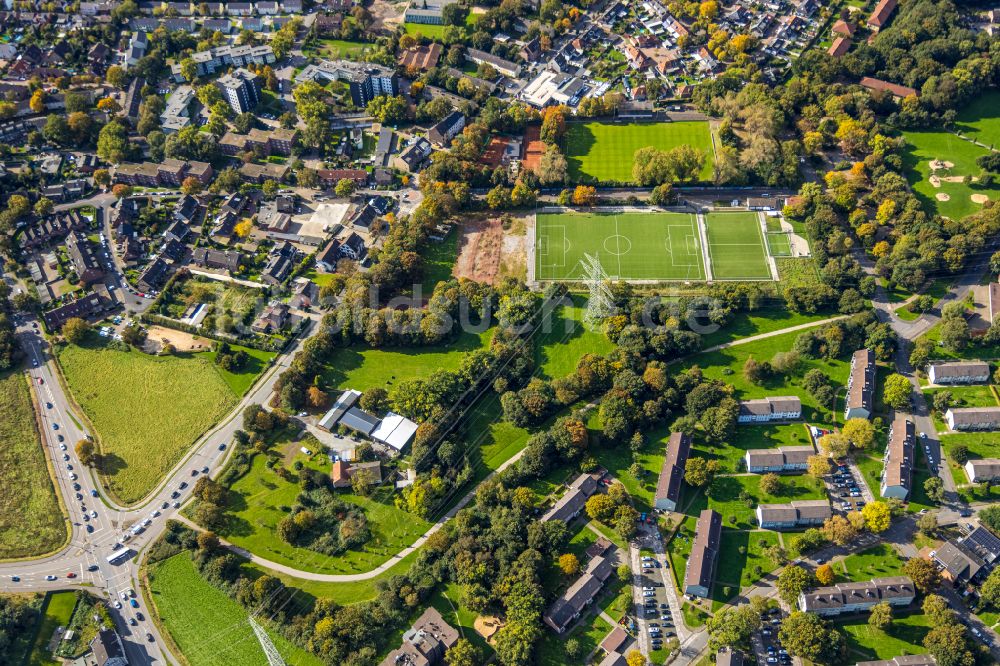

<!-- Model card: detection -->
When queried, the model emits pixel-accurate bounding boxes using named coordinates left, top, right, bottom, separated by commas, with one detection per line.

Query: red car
left=37, top=378, right=43, bottom=385
left=66, top=572, right=76, bottom=579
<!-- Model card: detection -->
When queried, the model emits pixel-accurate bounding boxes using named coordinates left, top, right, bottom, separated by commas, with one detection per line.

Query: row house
left=737, top=396, right=801, bottom=423
left=945, top=407, right=1000, bottom=432
left=744, top=445, right=813, bottom=473
left=756, top=500, right=831, bottom=530
left=880, top=415, right=914, bottom=500
left=653, top=432, right=690, bottom=511
left=798, top=577, right=915, bottom=616
left=927, top=360, right=990, bottom=385
left=845, top=349, right=876, bottom=420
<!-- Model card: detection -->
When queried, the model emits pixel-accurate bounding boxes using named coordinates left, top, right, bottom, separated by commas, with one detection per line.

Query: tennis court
left=535, top=211, right=705, bottom=281
left=704, top=212, right=772, bottom=280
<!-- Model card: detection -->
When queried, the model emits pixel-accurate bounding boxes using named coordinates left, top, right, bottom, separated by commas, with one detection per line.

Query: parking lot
left=751, top=606, right=796, bottom=666
left=635, top=552, right=677, bottom=653
left=824, top=460, right=872, bottom=515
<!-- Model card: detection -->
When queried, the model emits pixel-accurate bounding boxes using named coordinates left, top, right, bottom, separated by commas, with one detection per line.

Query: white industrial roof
left=371, top=412, right=418, bottom=451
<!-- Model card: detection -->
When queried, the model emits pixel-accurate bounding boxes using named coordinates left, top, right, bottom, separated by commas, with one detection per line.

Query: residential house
left=338, top=232, right=366, bottom=261
left=378, top=607, right=459, bottom=666
left=261, top=241, right=299, bottom=285
left=860, top=77, right=918, bottom=100
left=744, top=445, right=814, bottom=473
left=191, top=247, right=242, bottom=272
left=294, top=59, right=397, bottom=106
left=756, top=500, right=831, bottom=529
left=683, top=509, right=721, bottom=598
left=798, top=577, right=915, bottom=616
left=398, top=42, right=442, bottom=70
left=240, top=162, right=289, bottom=184
left=828, top=37, right=851, bottom=57
left=464, top=48, right=521, bottom=77
left=738, top=396, right=802, bottom=423
left=427, top=110, right=466, bottom=147
left=845, top=349, right=876, bottom=420
left=881, top=415, right=914, bottom=500
left=330, top=460, right=382, bottom=488
left=66, top=231, right=104, bottom=284
left=318, top=168, right=367, bottom=187
left=315, top=239, right=341, bottom=272
left=403, top=0, right=456, bottom=25
left=394, top=137, right=433, bottom=171
left=930, top=526, right=1000, bottom=585
left=945, top=407, right=1000, bottom=431
left=89, top=629, right=129, bottom=666
left=43, top=292, right=108, bottom=329
left=137, top=257, right=171, bottom=293
left=540, top=472, right=600, bottom=523
left=867, top=0, right=897, bottom=32
left=965, top=459, right=1000, bottom=484
left=543, top=546, right=615, bottom=633
left=653, top=432, right=690, bottom=511
left=251, top=300, right=290, bottom=334
left=928, top=361, right=990, bottom=385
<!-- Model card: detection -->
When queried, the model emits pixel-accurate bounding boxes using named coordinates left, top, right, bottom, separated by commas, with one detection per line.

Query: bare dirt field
left=454, top=215, right=528, bottom=284
left=142, top=326, right=213, bottom=354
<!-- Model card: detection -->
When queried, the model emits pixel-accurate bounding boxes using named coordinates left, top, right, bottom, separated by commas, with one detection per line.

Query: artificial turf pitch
left=704, top=212, right=772, bottom=280
left=565, top=121, right=715, bottom=183
left=535, top=211, right=705, bottom=281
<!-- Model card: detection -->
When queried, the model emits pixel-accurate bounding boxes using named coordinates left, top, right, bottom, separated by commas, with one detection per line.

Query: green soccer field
left=704, top=212, right=772, bottom=280
left=534, top=211, right=705, bottom=281
left=565, top=121, right=715, bottom=183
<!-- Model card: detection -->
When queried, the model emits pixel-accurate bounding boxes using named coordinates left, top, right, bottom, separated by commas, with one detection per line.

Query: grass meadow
left=0, top=372, right=66, bottom=559
left=147, top=553, right=323, bottom=666
left=58, top=339, right=242, bottom=504
left=211, top=450, right=431, bottom=575
left=534, top=294, right=615, bottom=379
left=26, top=591, right=77, bottom=666
left=835, top=612, right=932, bottom=662
left=565, top=121, right=715, bottom=183
left=954, top=90, right=1000, bottom=148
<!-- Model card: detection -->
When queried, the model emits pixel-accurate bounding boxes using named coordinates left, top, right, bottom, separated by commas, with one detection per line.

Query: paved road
left=0, top=314, right=313, bottom=664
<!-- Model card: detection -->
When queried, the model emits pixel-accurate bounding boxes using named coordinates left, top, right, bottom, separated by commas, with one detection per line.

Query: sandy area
left=454, top=216, right=503, bottom=284
left=474, top=616, right=505, bottom=645
left=972, top=193, right=990, bottom=204
left=936, top=193, right=951, bottom=201
left=929, top=175, right=941, bottom=188
left=142, top=325, right=212, bottom=354
left=929, top=159, right=955, bottom=170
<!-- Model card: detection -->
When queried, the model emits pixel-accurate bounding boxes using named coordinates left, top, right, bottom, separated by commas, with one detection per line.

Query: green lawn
left=766, top=232, right=791, bottom=257
left=565, top=121, right=715, bottom=183
left=534, top=210, right=705, bottom=281
left=918, top=323, right=1000, bottom=361
left=535, top=295, right=615, bottom=379
left=210, top=450, right=431, bottom=575
left=403, top=22, right=453, bottom=39
left=58, top=338, right=244, bottom=504
left=316, top=38, right=374, bottom=59
left=954, top=90, right=1000, bottom=148
left=839, top=544, right=906, bottom=582
left=147, top=553, right=323, bottom=666
left=698, top=308, right=834, bottom=349
left=836, top=612, right=932, bottom=662
left=704, top=212, right=772, bottom=280
left=321, top=328, right=493, bottom=391
left=202, top=346, right=276, bottom=395
left=26, top=591, right=77, bottom=666
left=717, top=530, right=781, bottom=588
left=692, top=423, right=814, bottom=474
left=685, top=474, right=827, bottom=529
left=417, top=228, right=458, bottom=296
left=0, top=372, right=66, bottom=559
left=938, top=431, right=1000, bottom=484
left=428, top=582, right=493, bottom=655
left=902, top=128, right=1000, bottom=219
left=679, top=329, right=852, bottom=422
left=775, top=257, right=823, bottom=288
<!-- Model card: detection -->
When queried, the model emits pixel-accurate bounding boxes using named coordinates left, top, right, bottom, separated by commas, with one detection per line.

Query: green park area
left=57, top=336, right=263, bottom=504
left=698, top=307, right=832, bottom=349
left=837, top=544, right=907, bottom=582
left=565, top=121, right=715, bottom=183
left=0, top=372, right=66, bottom=559
left=25, top=591, right=77, bottom=666
left=534, top=295, right=615, bottom=379
left=954, top=90, right=1000, bottom=148
left=206, top=447, right=431, bottom=575
left=836, top=612, right=932, bottom=662
left=902, top=127, right=1000, bottom=219
left=147, top=553, right=323, bottom=666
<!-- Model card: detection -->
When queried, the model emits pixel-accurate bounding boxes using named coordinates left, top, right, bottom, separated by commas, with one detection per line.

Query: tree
left=685, top=457, right=718, bottom=488
left=112, top=184, right=133, bottom=199
left=706, top=601, right=765, bottom=652
left=29, top=90, right=45, bottom=114
left=917, top=511, right=938, bottom=535
left=366, top=95, right=409, bottom=124
left=922, top=594, right=952, bottom=624
left=33, top=198, right=53, bottom=217
left=585, top=494, right=616, bottom=522
left=759, top=473, right=781, bottom=495
left=815, top=563, right=835, bottom=585
left=980, top=567, right=1000, bottom=608
left=882, top=374, right=912, bottom=409
left=93, top=169, right=111, bottom=189
left=923, top=476, right=944, bottom=502
left=446, top=638, right=481, bottom=666
left=625, top=650, right=647, bottom=666
left=778, top=612, right=845, bottom=663
left=181, top=176, right=202, bottom=196
left=96, top=97, right=122, bottom=114
left=861, top=501, right=891, bottom=533
left=106, top=65, right=126, bottom=89
left=818, top=432, right=849, bottom=459
left=558, top=553, right=580, bottom=576
left=180, top=57, right=198, bottom=82
left=777, top=565, right=813, bottom=606
left=807, top=455, right=832, bottom=479
left=822, top=514, right=858, bottom=546
left=234, top=219, right=253, bottom=239
left=868, top=601, right=892, bottom=630
left=62, top=317, right=89, bottom=343
left=571, top=185, right=597, bottom=207
left=841, top=418, right=875, bottom=449
left=76, top=439, right=96, bottom=466
left=536, top=145, right=568, bottom=185
left=335, top=178, right=356, bottom=198
left=950, top=444, right=969, bottom=464
left=902, top=557, right=942, bottom=594
left=923, top=623, right=975, bottom=666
